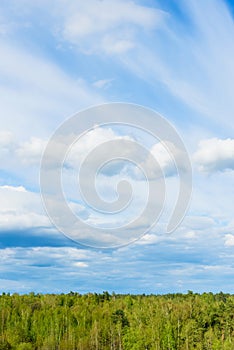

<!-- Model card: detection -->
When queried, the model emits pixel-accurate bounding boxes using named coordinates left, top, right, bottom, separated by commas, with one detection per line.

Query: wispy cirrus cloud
left=0, top=38, right=103, bottom=141
left=117, top=0, right=234, bottom=132
left=57, top=0, right=166, bottom=55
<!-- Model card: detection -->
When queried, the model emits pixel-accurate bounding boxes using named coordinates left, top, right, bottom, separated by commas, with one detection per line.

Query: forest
left=0, top=291, right=233, bottom=350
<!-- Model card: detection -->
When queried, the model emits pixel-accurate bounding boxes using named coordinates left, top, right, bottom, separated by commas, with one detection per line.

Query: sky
left=0, top=0, right=234, bottom=294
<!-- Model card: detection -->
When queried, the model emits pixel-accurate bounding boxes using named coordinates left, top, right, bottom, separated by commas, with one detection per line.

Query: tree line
left=0, top=291, right=233, bottom=349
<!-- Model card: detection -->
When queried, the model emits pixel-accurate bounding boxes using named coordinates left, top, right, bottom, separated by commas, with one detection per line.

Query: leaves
left=0, top=292, right=233, bottom=349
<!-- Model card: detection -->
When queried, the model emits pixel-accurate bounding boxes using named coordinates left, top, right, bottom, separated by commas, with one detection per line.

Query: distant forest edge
left=0, top=291, right=233, bottom=349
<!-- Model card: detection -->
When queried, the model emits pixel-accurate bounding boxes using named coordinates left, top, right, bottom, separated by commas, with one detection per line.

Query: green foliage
left=111, top=309, right=129, bottom=327
left=0, top=338, right=12, bottom=350
left=16, top=343, right=33, bottom=350
left=0, top=292, right=233, bottom=349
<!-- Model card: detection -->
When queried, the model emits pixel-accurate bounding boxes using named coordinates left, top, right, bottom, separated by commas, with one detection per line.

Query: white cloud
left=66, top=126, right=184, bottom=179
left=0, top=38, right=103, bottom=142
left=0, top=131, right=14, bottom=147
left=0, top=131, right=15, bottom=160
left=16, top=137, right=47, bottom=165
left=65, top=126, right=133, bottom=168
left=0, top=132, right=47, bottom=168
left=145, top=141, right=187, bottom=178
left=101, top=36, right=135, bottom=55
left=119, top=0, right=234, bottom=132
left=0, top=185, right=50, bottom=230
left=92, top=79, right=113, bottom=89
left=73, top=261, right=89, bottom=268
left=1, top=127, right=132, bottom=178
left=193, top=138, right=234, bottom=172
left=1, top=185, right=26, bottom=192
left=182, top=215, right=216, bottom=230
left=224, top=234, right=234, bottom=247
left=0, top=132, right=49, bottom=188
left=136, top=233, right=160, bottom=245
left=59, top=0, right=165, bottom=55
left=0, top=0, right=234, bottom=293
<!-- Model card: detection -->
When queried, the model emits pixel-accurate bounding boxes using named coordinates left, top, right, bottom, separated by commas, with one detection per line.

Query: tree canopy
left=0, top=291, right=233, bottom=349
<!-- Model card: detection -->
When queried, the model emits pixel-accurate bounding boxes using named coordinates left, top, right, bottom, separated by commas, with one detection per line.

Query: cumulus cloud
left=193, top=138, right=234, bottom=172
left=65, top=126, right=133, bottom=168
left=0, top=185, right=50, bottom=230
left=1, top=127, right=182, bottom=241
left=1, top=125, right=184, bottom=182
left=16, top=137, right=47, bottom=165
left=0, top=132, right=44, bottom=164
left=145, top=141, right=188, bottom=179
left=66, top=125, right=184, bottom=179
left=0, top=185, right=90, bottom=239
left=0, top=133, right=48, bottom=179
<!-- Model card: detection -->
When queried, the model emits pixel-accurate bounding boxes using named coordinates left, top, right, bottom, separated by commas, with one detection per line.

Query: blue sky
left=0, top=0, right=234, bottom=294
